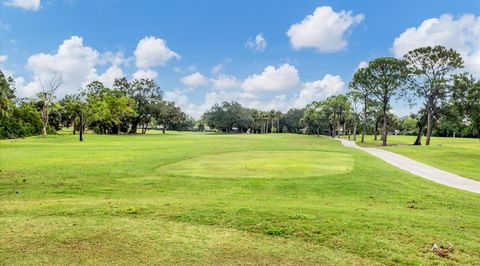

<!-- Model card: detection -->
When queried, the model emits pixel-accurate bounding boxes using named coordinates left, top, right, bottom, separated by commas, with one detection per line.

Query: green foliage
left=203, top=101, right=253, bottom=132
left=0, top=103, right=42, bottom=139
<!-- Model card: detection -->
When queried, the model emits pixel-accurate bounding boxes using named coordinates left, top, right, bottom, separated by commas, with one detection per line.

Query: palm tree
left=275, top=111, right=282, bottom=133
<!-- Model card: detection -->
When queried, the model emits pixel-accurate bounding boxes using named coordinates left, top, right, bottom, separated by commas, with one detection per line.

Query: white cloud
left=245, top=33, right=267, bottom=52
left=242, top=64, right=300, bottom=92
left=180, top=72, right=208, bottom=87
left=132, top=68, right=158, bottom=80
left=211, top=64, right=223, bottom=75
left=134, top=36, right=180, bottom=69
left=4, top=0, right=40, bottom=11
left=97, top=65, right=124, bottom=87
left=100, top=51, right=129, bottom=66
left=164, top=89, right=197, bottom=117
left=24, top=36, right=99, bottom=97
left=287, top=6, right=364, bottom=52
left=15, top=36, right=126, bottom=98
left=211, top=74, right=241, bottom=90
left=392, top=14, right=480, bottom=76
left=0, top=55, right=7, bottom=62
left=294, top=74, right=345, bottom=108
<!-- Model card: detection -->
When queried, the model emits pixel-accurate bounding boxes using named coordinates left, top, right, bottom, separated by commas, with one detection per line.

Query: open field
left=355, top=135, right=480, bottom=181
left=1, top=132, right=479, bottom=265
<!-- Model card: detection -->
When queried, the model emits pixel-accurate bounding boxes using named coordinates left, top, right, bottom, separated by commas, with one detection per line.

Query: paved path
left=335, top=138, right=480, bottom=194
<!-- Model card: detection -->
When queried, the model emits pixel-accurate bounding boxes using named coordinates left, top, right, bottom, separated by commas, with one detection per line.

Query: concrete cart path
left=335, top=138, right=480, bottom=194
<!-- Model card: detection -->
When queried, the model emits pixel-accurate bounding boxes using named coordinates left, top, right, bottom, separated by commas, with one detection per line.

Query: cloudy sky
left=1, top=0, right=479, bottom=118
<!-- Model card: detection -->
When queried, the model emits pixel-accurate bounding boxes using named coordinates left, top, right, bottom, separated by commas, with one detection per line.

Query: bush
left=0, top=104, right=42, bottom=139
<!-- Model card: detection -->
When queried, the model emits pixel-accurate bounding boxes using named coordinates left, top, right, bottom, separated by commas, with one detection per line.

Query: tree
left=84, top=81, right=136, bottom=135
left=113, top=77, right=162, bottom=134
left=0, top=70, right=16, bottom=118
left=363, top=58, right=408, bottom=146
left=404, top=46, right=463, bottom=145
left=282, top=108, right=304, bottom=133
left=152, top=101, right=185, bottom=134
left=349, top=67, right=373, bottom=143
left=38, top=73, right=63, bottom=135
left=347, top=91, right=361, bottom=140
left=451, top=74, right=480, bottom=140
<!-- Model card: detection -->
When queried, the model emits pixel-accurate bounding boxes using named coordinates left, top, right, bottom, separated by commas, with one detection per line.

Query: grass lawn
left=354, top=135, right=480, bottom=181
left=1, top=132, right=479, bottom=265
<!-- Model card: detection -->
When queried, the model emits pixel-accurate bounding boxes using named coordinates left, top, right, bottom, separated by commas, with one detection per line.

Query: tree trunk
left=382, top=106, right=387, bottom=146
left=353, top=121, right=357, bottom=141
left=425, top=110, right=432, bottom=145
left=79, top=114, right=84, bottom=142
left=72, top=120, right=76, bottom=135
left=374, top=119, right=379, bottom=140
left=361, top=98, right=367, bottom=143
left=129, top=121, right=138, bottom=134
left=162, top=127, right=165, bottom=134
left=413, top=125, right=423, bottom=145
left=332, top=120, right=337, bottom=138
left=453, top=131, right=455, bottom=138
left=41, top=108, right=48, bottom=135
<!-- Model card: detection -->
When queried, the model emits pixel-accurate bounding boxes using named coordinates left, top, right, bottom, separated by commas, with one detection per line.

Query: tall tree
left=113, top=77, right=162, bottom=134
left=364, top=57, right=408, bottom=146
left=403, top=46, right=463, bottom=145
left=347, top=91, right=361, bottom=140
left=349, top=67, right=373, bottom=143
left=0, top=70, right=16, bottom=118
left=38, top=73, right=63, bottom=135
left=451, top=74, right=480, bottom=140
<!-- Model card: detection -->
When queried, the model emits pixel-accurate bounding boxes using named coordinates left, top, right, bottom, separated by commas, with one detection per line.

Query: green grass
left=1, top=132, right=479, bottom=265
left=355, top=135, right=480, bottom=181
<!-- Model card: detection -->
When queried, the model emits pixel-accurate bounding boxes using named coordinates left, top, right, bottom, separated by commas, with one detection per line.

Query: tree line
left=1, top=45, right=479, bottom=143
left=0, top=73, right=193, bottom=140
left=303, top=45, right=479, bottom=145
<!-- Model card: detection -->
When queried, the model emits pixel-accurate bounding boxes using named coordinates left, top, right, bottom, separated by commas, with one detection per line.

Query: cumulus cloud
left=134, top=36, right=180, bottom=69
left=0, top=55, right=7, bottom=62
left=164, top=89, right=197, bottom=117
left=14, top=36, right=126, bottom=98
left=24, top=36, right=99, bottom=97
left=287, top=6, right=364, bottom=52
left=98, top=65, right=125, bottom=87
left=392, top=14, right=480, bottom=76
left=211, top=74, right=241, bottom=90
left=242, top=64, right=300, bottom=92
left=133, top=68, right=158, bottom=80
left=245, top=33, right=267, bottom=52
left=294, top=74, right=345, bottom=108
left=4, top=0, right=40, bottom=11
left=180, top=72, right=208, bottom=87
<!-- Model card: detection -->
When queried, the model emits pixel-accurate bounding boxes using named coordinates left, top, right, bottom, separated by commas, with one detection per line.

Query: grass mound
left=158, top=151, right=353, bottom=178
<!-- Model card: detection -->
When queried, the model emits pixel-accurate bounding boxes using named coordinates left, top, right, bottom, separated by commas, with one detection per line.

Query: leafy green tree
left=281, top=108, right=304, bottom=133
left=349, top=67, right=373, bottom=143
left=404, top=46, right=463, bottom=145
left=113, top=77, right=162, bottom=133
left=203, top=101, right=253, bottom=133
left=84, top=81, right=136, bottom=134
left=0, top=70, right=16, bottom=118
left=363, top=57, right=408, bottom=146
left=451, top=74, right=480, bottom=140
left=151, top=101, right=185, bottom=134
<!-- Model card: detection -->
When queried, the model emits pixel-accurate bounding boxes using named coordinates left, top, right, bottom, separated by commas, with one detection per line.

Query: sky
left=1, top=0, right=479, bottom=118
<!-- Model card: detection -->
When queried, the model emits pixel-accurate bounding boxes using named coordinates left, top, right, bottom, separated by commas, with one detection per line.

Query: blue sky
left=1, top=0, right=479, bottom=118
